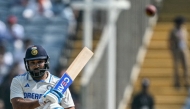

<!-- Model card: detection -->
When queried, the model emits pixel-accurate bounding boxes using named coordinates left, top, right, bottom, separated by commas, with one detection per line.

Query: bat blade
left=43, top=47, right=93, bottom=109
left=66, top=47, right=94, bottom=80
left=53, top=47, right=94, bottom=94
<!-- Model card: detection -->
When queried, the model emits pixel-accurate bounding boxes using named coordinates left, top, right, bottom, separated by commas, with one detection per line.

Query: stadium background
left=0, top=0, right=190, bottom=109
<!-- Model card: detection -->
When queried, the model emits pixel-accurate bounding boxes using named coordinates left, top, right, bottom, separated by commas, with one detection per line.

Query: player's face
left=28, top=60, right=46, bottom=73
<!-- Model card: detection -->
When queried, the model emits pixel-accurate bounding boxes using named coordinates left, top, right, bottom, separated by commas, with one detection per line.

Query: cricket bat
left=43, top=47, right=93, bottom=109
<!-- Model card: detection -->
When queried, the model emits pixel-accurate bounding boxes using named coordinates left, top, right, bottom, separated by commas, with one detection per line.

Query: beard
left=33, top=68, right=40, bottom=73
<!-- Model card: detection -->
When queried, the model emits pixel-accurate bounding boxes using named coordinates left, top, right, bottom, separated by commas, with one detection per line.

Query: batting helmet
left=24, top=45, right=50, bottom=78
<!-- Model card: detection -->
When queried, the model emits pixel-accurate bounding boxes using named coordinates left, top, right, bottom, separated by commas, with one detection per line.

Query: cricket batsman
left=10, top=45, right=75, bottom=109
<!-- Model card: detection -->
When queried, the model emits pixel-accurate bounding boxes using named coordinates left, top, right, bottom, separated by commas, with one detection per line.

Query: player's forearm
left=11, top=98, right=40, bottom=109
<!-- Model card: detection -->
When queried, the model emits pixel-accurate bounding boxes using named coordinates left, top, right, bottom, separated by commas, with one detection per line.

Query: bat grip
left=43, top=102, right=51, bottom=109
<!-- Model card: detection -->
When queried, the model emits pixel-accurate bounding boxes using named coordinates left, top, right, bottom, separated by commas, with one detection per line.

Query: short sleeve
left=61, top=89, right=75, bottom=108
left=10, top=77, right=24, bottom=100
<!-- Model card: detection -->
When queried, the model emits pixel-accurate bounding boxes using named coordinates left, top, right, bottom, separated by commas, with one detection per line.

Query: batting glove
left=50, top=103, right=64, bottom=109
left=40, top=89, right=63, bottom=104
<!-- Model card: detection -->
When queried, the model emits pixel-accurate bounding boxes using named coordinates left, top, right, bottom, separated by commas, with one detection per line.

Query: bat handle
left=43, top=102, right=51, bottom=109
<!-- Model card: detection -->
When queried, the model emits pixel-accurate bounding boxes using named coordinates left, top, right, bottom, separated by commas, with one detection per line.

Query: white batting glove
left=40, top=89, right=63, bottom=104
left=50, top=103, right=64, bottom=109
left=38, top=98, right=45, bottom=106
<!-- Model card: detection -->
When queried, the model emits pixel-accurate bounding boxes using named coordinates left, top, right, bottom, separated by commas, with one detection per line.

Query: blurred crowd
left=0, top=0, right=79, bottom=109
left=0, top=11, right=26, bottom=109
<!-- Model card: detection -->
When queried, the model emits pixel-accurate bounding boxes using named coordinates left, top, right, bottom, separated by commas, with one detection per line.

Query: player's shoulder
left=49, top=73, right=61, bottom=83
left=13, top=72, right=28, bottom=80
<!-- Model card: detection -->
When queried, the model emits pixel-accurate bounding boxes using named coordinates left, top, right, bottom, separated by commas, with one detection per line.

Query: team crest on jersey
left=31, top=47, right=38, bottom=55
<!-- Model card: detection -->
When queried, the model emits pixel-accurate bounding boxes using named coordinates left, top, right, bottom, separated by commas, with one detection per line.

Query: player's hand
left=50, top=103, right=64, bottom=109
left=40, top=89, right=63, bottom=104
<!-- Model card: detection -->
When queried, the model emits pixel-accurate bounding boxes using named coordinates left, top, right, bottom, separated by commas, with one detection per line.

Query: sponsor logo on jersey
left=24, top=83, right=30, bottom=87
left=24, top=92, right=43, bottom=99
